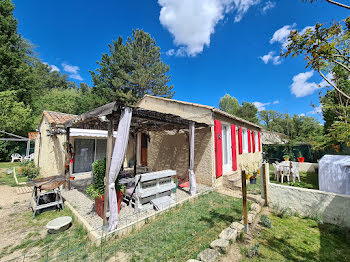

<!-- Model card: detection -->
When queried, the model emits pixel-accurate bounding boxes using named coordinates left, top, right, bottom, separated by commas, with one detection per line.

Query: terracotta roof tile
left=43, top=111, right=77, bottom=125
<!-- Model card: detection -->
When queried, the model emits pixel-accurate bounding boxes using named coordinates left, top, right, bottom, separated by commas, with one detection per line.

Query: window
left=221, top=124, right=232, bottom=172
left=255, top=131, right=259, bottom=151
left=242, top=128, right=248, bottom=153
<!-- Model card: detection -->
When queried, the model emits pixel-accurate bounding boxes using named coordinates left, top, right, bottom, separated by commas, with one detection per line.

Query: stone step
left=224, top=172, right=242, bottom=190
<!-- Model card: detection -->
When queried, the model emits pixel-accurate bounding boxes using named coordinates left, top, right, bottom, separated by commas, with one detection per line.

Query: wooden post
left=103, top=117, right=114, bottom=226
left=241, top=170, right=248, bottom=233
left=263, top=163, right=268, bottom=206
left=134, top=132, right=137, bottom=176
left=64, top=127, right=71, bottom=190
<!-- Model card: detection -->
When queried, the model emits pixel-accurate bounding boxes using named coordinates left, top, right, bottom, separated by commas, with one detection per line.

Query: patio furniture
left=272, top=163, right=281, bottom=181
left=11, top=153, right=23, bottom=163
left=281, top=166, right=290, bottom=183
left=124, top=170, right=176, bottom=211
left=28, top=175, right=65, bottom=217
left=291, top=162, right=300, bottom=183
left=24, top=153, right=34, bottom=161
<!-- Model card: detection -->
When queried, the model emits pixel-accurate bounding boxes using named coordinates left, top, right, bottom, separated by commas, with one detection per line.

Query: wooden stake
left=241, top=170, right=248, bottom=233
left=64, top=127, right=71, bottom=190
left=262, top=163, right=269, bottom=206
left=103, top=117, right=114, bottom=226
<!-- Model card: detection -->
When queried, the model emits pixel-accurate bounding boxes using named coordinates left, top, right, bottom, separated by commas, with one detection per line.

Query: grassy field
left=0, top=162, right=28, bottom=186
left=0, top=207, right=88, bottom=261
left=240, top=213, right=350, bottom=261
left=63, top=191, right=245, bottom=261
left=0, top=162, right=20, bottom=170
left=269, top=164, right=319, bottom=189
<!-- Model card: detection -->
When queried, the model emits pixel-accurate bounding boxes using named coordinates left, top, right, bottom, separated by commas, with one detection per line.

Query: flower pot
left=95, top=195, right=104, bottom=218
left=70, top=176, right=75, bottom=181
left=116, top=190, right=123, bottom=213
left=65, top=163, right=70, bottom=169
left=284, top=158, right=289, bottom=161
left=297, top=157, right=305, bottom=163
left=250, top=177, right=257, bottom=184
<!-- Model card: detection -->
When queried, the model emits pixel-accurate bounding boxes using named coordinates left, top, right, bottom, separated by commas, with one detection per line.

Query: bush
left=246, top=243, right=259, bottom=258
left=86, top=158, right=106, bottom=199
left=260, top=215, right=272, bottom=228
left=20, top=161, right=39, bottom=180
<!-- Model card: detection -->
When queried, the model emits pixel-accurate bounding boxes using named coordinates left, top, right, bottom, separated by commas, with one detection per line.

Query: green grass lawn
left=269, top=164, right=319, bottom=190
left=60, top=191, right=246, bottom=262
left=1, top=207, right=88, bottom=261
left=0, top=162, right=28, bottom=186
left=240, top=214, right=350, bottom=261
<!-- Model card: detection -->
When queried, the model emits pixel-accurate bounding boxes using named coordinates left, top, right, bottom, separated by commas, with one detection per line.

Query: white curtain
left=189, top=122, right=197, bottom=195
left=108, top=107, right=132, bottom=231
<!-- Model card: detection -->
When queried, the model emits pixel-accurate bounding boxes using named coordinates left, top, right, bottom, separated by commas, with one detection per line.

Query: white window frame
left=254, top=131, right=259, bottom=152
left=221, top=123, right=232, bottom=173
left=242, top=128, right=248, bottom=153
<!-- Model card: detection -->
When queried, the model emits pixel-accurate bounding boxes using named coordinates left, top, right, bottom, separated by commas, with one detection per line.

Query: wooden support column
left=134, top=132, right=137, bottom=176
left=26, top=140, right=30, bottom=157
left=263, top=163, right=269, bottom=206
left=241, top=170, right=248, bottom=233
left=103, top=117, right=114, bottom=226
left=64, top=127, right=71, bottom=190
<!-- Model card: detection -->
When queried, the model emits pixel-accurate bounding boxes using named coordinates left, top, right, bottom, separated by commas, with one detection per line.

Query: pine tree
left=90, top=29, right=174, bottom=105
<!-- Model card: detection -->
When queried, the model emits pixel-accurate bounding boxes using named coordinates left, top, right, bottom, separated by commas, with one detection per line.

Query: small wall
left=268, top=183, right=350, bottom=228
left=297, top=162, right=318, bottom=173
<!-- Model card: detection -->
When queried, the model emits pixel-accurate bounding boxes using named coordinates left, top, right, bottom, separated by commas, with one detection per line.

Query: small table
left=277, top=161, right=293, bottom=182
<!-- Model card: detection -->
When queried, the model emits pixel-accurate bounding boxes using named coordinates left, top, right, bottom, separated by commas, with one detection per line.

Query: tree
left=238, top=102, right=259, bottom=124
left=303, top=0, right=350, bottom=9
left=91, top=29, right=174, bottom=105
left=219, top=94, right=240, bottom=116
left=259, top=110, right=283, bottom=131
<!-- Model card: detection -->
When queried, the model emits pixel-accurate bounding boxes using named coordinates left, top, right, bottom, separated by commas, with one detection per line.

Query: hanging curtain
left=108, top=107, right=132, bottom=231
left=189, top=122, right=197, bottom=195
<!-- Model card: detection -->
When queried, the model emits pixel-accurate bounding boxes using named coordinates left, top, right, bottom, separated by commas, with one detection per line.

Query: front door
left=73, top=139, right=95, bottom=173
left=141, top=133, right=148, bottom=166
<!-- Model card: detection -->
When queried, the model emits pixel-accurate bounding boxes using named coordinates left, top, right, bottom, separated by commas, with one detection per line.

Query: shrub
left=21, top=161, right=39, bottom=180
left=260, top=215, right=272, bottom=228
left=246, top=243, right=259, bottom=258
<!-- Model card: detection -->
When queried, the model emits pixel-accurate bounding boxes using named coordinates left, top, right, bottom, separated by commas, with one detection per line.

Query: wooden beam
left=263, top=162, right=269, bottom=206
left=103, top=117, right=114, bottom=226
left=64, top=128, right=71, bottom=190
left=241, top=169, right=248, bottom=233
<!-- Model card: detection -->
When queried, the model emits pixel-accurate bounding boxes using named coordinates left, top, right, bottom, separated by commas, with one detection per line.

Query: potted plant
left=297, top=151, right=304, bottom=162
left=86, top=158, right=124, bottom=218
left=250, top=172, right=257, bottom=184
left=283, top=155, right=290, bottom=161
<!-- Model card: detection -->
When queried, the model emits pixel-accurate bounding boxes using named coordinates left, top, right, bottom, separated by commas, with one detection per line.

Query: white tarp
left=319, top=154, right=350, bottom=195
left=70, top=128, right=118, bottom=138
left=188, top=122, right=197, bottom=195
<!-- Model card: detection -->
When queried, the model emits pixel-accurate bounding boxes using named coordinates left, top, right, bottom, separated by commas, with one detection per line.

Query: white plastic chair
left=272, top=163, right=281, bottom=181
left=281, top=166, right=290, bottom=183
left=24, top=153, right=34, bottom=161
left=291, top=162, right=300, bottom=183
left=11, top=153, right=23, bottom=163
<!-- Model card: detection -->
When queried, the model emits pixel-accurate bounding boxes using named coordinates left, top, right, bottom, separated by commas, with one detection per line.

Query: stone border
left=193, top=194, right=264, bottom=262
left=64, top=188, right=214, bottom=244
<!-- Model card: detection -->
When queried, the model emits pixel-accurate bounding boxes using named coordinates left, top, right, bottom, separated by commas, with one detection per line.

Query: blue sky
left=13, top=0, right=348, bottom=121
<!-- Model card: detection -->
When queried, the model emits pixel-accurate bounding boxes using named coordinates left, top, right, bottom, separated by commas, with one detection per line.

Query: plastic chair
left=281, top=166, right=290, bottom=183
left=291, top=162, right=300, bottom=183
left=11, top=153, right=23, bottom=163
left=272, top=163, right=281, bottom=181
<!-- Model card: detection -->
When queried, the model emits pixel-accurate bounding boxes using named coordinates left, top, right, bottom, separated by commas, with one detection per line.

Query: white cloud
left=270, top=23, right=296, bottom=45
left=261, top=1, right=275, bottom=13
left=299, top=113, right=305, bottom=117
left=307, top=105, right=323, bottom=115
left=253, top=101, right=270, bottom=111
left=158, top=0, right=260, bottom=56
left=43, top=62, right=60, bottom=72
left=273, top=100, right=279, bottom=104
left=259, top=51, right=281, bottom=65
left=62, top=63, right=83, bottom=81
left=290, top=71, right=329, bottom=97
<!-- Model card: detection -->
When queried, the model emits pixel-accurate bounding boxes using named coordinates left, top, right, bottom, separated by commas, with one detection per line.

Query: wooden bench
left=124, top=170, right=176, bottom=211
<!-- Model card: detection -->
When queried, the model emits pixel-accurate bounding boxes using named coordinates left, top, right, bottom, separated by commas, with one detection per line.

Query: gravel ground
left=62, top=176, right=212, bottom=237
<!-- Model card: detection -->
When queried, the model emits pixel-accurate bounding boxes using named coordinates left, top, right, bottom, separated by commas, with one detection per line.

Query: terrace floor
left=62, top=173, right=212, bottom=236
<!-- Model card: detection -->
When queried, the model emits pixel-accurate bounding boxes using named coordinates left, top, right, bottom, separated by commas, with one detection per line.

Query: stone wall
left=268, top=183, right=350, bottom=227
left=147, top=127, right=214, bottom=187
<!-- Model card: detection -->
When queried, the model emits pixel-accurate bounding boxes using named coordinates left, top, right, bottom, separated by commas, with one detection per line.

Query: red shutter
left=214, top=120, right=223, bottom=178
left=231, top=124, right=237, bottom=171
left=252, top=131, right=255, bottom=153
left=248, top=129, right=251, bottom=153
left=258, top=132, right=261, bottom=151
left=238, top=127, right=243, bottom=154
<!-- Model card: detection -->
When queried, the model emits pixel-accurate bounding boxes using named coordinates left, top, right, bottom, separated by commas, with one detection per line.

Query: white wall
left=268, top=183, right=350, bottom=228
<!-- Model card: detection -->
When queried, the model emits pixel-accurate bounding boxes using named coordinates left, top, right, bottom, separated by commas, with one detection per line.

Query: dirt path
left=0, top=186, right=34, bottom=261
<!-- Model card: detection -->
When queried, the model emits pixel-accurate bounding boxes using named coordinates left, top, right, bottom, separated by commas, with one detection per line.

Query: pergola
left=64, top=101, right=208, bottom=230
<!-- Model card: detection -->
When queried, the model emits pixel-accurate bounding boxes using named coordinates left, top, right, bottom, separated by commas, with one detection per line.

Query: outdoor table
left=276, top=161, right=293, bottom=182
left=28, top=175, right=66, bottom=217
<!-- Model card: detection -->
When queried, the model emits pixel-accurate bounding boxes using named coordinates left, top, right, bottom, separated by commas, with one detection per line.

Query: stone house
left=34, top=96, right=263, bottom=188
